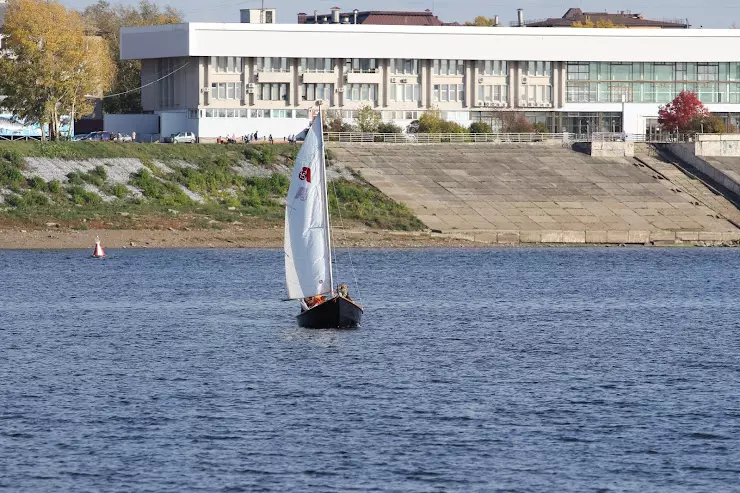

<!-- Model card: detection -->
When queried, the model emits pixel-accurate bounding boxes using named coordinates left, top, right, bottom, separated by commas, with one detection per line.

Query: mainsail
left=284, top=110, right=334, bottom=299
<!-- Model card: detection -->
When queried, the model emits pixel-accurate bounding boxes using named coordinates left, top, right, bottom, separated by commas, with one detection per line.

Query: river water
left=1, top=248, right=738, bottom=492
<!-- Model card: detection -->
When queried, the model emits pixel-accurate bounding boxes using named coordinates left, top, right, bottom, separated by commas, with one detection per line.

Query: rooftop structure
left=119, top=22, right=740, bottom=139
left=298, top=8, right=456, bottom=26
left=520, top=7, right=689, bottom=28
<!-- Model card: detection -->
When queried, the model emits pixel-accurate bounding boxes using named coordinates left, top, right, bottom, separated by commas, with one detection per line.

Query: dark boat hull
left=296, top=296, right=363, bottom=329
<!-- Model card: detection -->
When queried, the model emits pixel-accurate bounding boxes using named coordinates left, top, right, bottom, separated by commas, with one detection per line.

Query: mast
left=318, top=105, right=335, bottom=294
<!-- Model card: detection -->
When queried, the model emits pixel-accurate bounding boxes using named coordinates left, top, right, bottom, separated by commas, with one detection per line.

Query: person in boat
left=338, top=283, right=351, bottom=299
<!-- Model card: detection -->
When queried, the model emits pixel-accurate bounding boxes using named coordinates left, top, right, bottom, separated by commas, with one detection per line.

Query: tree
left=469, top=121, right=493, bottom=134
left=464, top=16, right=499, bottom=27
left=355, top=104, right=382, bottom=132
left=83, top=0, right=182, bottom=114
left=418, top=108, right=466, bottom=133
left=693, top=114, right=725, bottom=133
left=377, top=122, right=402, bottom=134
left=0, top=0, right=115, bottom=140
left=533, top=122, right=548, bottom=133
left=572, top=17, right=626, bottom=28
left=658, top=91, right=709, bottom=133
left=324, top=111, right=355, bottom=132
left=496, top=112, right=534, bottom=133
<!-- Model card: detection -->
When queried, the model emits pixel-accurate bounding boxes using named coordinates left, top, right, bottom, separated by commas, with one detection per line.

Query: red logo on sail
left=299, top=167, right=311, bottom=183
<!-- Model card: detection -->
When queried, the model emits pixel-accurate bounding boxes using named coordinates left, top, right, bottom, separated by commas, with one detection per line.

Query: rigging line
left=102, top=62, right=190, bottom=99
left=330, top=177, right=363, bottom=307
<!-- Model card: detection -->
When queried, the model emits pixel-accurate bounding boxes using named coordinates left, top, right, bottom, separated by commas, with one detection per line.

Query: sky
left=60, top=0, right=739, bottom=28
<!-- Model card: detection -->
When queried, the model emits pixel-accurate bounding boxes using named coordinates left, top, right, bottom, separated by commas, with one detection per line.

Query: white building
left=119, top=21, right=740, bottom=139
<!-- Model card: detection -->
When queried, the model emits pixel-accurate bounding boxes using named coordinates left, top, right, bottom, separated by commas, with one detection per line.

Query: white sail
left=284, top=110, right=334, bottom=299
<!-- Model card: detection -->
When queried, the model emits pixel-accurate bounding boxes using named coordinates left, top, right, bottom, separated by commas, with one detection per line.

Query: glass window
left=227, top=83, right=235, bottom=100
left=218, top=83, right=226, bottom=100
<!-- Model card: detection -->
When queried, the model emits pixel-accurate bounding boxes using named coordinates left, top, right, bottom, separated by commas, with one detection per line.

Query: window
left=477, top=85, right=508, bottom=103
left=250, top=109, right=270, bottom=118
left=265, top=11, right=274, bottom=23
left=302, top=83, right=334, bottom=102
left=301, top=58, right=334, bottom=73
left=697, top=63, right=719, bottom=81
left=272, top=109, right=291, bottom=118
left=296, top=109, right=309, bottom=119
left=390, top=59, right=419, bottom=75
left=257, top=57, right=290, bottom=72
left=345, top=84, right=378, bottom=102
left=210, top=57, right=243, bottom=73
left=345, top=58, right=377, bottom=73
left=257, top=83, right=289, bottom=101
left=433, top=60, right=464, bottom=76
left=188, top=109, right=199, bottom=119
left=567, top=63, right=589, bottom=81
left=479, top=61, right=507, bottom=76
left=523, top=61, right=551, bottom=77
left=390, top=83, right=420, bottom=102
left=433, top=84, right=464, bottom=102
left=210, top=82, right=242, bottom=100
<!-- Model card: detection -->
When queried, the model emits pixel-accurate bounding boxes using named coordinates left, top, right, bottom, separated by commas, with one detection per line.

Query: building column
left=466, top=61, right=474, bottom=108
left=420, top=60, right=428, bottom=109
left=509, top=63, right=517, bottom=108
left=337, top=58, right=344, bottom=107
left=201, top=57, right=208, bottom=107
left=382, top=59, right=389, bottom=108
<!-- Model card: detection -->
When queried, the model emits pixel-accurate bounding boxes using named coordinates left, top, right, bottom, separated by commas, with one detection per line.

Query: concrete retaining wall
left=694, top=134, right=740, bottom=157
left=462, top=229, right=740, bottom=245
left=667, top=143, right=740, bottom=198
left=590, top=141, right=634, bottom=157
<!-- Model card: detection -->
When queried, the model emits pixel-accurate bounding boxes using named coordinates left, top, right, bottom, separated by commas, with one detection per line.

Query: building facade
left=120, top=23, right=740, bottom=138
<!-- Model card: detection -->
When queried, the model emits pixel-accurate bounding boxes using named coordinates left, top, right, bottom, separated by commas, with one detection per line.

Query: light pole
left=260, top=0, right=264, bottom=23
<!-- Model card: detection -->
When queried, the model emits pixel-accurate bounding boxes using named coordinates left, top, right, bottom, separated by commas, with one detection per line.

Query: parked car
left=168, top=131, right=196, bottom=144
left=71, top=133, right=90, bottom=141
left=85, top=131, right=114, bottom=141
left=113, top=133, right=133, bottom=142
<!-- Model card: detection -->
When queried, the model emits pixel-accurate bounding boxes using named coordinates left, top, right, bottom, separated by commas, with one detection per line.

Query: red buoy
left=93, top=237, right=106, bottom=258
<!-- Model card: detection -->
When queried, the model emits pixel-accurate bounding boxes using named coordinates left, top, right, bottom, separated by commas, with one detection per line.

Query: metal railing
left=324, top=132, right=567, bottom=143
left=0, top=135, right=42, bottom=141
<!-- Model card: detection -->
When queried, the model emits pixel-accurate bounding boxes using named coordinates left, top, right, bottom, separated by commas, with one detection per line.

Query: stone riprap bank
left=330, top=143, right=740, bottom=245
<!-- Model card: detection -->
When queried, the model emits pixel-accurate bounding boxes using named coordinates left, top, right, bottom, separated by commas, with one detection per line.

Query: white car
left=171, top=132, right=196, bottom=144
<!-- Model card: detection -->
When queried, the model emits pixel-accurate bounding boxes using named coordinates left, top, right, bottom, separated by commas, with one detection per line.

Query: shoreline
left=1, top=227, right=738, bottom=250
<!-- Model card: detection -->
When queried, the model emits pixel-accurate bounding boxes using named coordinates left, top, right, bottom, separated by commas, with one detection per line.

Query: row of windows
left=433, top=84, right=465, bottom=102
left=345, top=84, right=378, bottom=102
left=566, top=81, right=740, bottom=104
left=210, top=57, right=243, bottom=73
left=210, top=82, right=243, bottom=100
left=390, top=83, right=420, bottom=102
left=566, top=62, right=740, bottom=82
left=478, top=85, right=508, bottom=103
left=433, top=60, right=464, bottom=76
left=201, top=108, right=311, bottom=119
left=302, top=83, right=334, bottom=101
left=521, top=85, right=553, bottom=104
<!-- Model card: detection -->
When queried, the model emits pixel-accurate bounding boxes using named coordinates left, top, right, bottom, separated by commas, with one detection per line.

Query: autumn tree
left=0, top=0, right=115, bottom=140
left=83, top=0, right=182, bottom=114
left=658, top=91, right=709, bottom=133
left=464, top=16, right=500, bottom=27
left=355, top=104, right=382, bottom=132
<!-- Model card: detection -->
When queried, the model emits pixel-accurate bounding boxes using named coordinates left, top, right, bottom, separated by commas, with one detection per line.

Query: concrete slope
left=330, top=143, right=740, bottom=244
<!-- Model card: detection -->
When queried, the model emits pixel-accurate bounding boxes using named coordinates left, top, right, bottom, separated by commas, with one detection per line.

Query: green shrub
left=0, top=148, right=23, bottom=167
left=4, top=193, right=22, bottom=207
left=128, top=168, right=191, bottom=206
left=27, top=175, right=47, bottom=190
left=47, top=179, right=62, bottom=194
left=469, top=122, right=493, bottom=134
left=111, top=183, right=128, bottom=199
left=19, top=190, right=49, bottom=207
left=0, top=162, right=26, bottom=188
left=67, top=185, right=102, bottom=206
left=91, top=165, right=108, bottom=181
left=244, top=144, right=277, bottom=165
left=377, top=122, right=403, bottom=134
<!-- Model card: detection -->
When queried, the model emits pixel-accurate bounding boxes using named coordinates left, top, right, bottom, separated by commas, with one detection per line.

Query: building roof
left=298, top=9, right=458, bottom=26
left=121, top=23, right=740, bottom=63
left=522, top=7, right=689, bottom=29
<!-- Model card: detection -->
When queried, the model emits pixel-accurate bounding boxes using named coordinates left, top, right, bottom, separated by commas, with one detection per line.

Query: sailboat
left=92, top=236, right=106, bottom=258
left=284, top=108, right=363, bottom=329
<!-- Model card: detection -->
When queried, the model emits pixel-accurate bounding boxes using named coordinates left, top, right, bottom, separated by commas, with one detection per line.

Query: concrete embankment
left=329, top=143, right=740, bottom=245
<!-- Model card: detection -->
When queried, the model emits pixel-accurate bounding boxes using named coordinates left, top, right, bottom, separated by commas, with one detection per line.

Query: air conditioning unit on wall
left=476, top=101, right=484, bottom=107
left=337, top=87, right=345, bottom=93
left=521, top=76, right=528, bottom=84
left=478, top=77, right=484, bottom=83
left=390, top=77, right=397, bottom=83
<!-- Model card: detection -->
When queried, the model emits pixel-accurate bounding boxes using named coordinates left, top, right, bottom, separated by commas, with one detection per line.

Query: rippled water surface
left=1, top=248, right=739, bottom=492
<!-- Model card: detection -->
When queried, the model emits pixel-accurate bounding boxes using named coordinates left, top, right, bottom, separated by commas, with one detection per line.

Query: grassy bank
left=0, top=141, right=424, bottom=231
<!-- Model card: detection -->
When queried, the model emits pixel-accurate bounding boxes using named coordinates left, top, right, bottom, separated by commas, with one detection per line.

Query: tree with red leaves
left=658, top=91, right=710, bottom=133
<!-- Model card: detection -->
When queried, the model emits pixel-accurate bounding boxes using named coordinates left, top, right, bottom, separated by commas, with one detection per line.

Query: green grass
left=0, top=141, right=426, bottom=232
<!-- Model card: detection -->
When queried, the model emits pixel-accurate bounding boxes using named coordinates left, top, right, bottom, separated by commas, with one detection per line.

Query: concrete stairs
left=329, top=143, right=740, bottom=244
